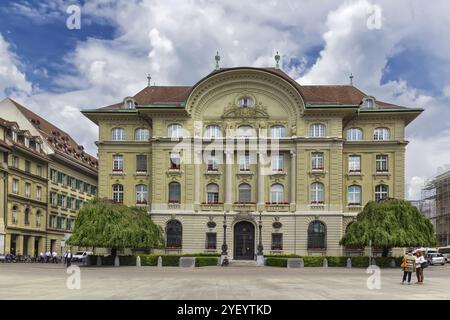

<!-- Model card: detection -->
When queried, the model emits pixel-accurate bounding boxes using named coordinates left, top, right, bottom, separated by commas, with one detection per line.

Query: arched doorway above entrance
left=233, top=221, right=255, bottom=260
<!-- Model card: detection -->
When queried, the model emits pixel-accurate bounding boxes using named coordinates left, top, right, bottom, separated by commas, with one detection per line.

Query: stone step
left=227, top=259, right=258, bottom=267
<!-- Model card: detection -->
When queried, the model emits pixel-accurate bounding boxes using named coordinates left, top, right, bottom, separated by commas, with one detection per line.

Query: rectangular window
left=57, top=217, right=65, bottom=229
left=348, top=155, right=361, bottom=173
left=169, top=152, right=180, bottom=170
left=84, top=183, right=90, bottom=194
left=50, top=192, right=57, bottom=207
left=66, top=218, right=72, bottom=231
left=36, top=165, right=42, bottom=177
left=136, top=155, right=147, bottom=172
left=57, top=172, right=64, bottom=184
left=376, top=155, right=388, bottom=172
left=207, top=151, right=218, bottom=171
left=311, top=152, right=324, bottom=170
left=12, top=156, right=19, bottom=168
left=91, top=186, right=97, bottom=196
left=36, top=186, right=42, bottom=201
left=62, top=195, right=67, bottom=208
left=205, top=233, right=217, bottom=250
left=12, top=179, right=19, bottom=194
left=67, top=197, right=73, bottom=210
left=113, top=155, right=124, bottom=171
left=25, top=183, right=31, bottom=198
left=50, top=169, right=58, bottom=182
left=25, top=160, right=31, bottom=173
left=76, top=179, right=82, bottom=190
left=49, top=215, right=57, bottom=229
left=271, top=154, right=284, bottom=171
left=76, top=199, right=82, bottom=210
left=271, top=233, right=283, bottom=250
left=239, top=153, right=251, bottom=171
left=57, top=194, right=63, bottom=207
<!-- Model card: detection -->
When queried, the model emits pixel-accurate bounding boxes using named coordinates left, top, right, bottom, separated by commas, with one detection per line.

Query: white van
left=438, top=246, right=450, bottom=263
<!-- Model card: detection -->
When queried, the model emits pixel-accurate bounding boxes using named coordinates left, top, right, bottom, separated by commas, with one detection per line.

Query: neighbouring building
left=0, top=98, right=98, bottom=256
left=0, top=118, right=48, bottom=256
left=435, top=171, right=450, bottom=246
left=412, top=180, right=437, bottom=233
left=83, top=64, right=422, bottom=258
left=0, top=120, right=12, bottom=254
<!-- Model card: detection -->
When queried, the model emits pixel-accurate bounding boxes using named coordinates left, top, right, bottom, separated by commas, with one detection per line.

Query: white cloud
left=2, top=0, right=450, bottom=199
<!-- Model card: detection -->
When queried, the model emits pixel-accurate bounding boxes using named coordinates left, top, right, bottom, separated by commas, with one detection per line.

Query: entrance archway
left=233, top=221, right=255, bottom=260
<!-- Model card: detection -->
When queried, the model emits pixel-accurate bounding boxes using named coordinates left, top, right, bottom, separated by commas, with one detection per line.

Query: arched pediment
left=185, top=68, right=304, bottom=122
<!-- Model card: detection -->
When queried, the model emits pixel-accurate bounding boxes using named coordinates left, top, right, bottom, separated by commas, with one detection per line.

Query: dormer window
left=238, top=97, right=254, bottom=108
left=127, top=100, right=134, bottom=109
left=12, top=131, right=17, bottom=142
left=24, top=137, right=29, bottom=148
left=362, top=97, right=375, bottom=109
left=36, top=143, right=41, bottom=153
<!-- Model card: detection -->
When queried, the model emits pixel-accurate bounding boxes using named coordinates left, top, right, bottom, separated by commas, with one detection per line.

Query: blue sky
left=1, top=0, right=450, bottom=199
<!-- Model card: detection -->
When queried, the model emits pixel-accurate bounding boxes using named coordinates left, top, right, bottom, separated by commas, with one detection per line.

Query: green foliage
left=266, top=257, right=287, bottom=267
left=341, top=199, right=436, bottom=248
left=195, top=257, right=219, bottom=267
left=302, top=256, right=325, bottom=267
left=66, top=199, right=164, bottom=249
left=325, top=256, right=347, bottom=267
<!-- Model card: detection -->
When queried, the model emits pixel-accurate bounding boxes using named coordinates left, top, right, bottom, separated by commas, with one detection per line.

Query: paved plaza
left=0, top=263, right=449, bottom=300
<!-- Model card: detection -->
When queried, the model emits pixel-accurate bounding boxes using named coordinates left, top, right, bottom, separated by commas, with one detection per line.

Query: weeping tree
left=66, top=198, right=164, bottom=256
left=340, top=199, right=436, bottom=257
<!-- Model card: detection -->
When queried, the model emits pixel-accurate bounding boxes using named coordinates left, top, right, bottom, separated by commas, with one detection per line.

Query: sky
left=0, top=0, right=450, bottom=200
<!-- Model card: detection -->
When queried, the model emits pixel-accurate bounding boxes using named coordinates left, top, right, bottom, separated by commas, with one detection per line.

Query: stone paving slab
left=0, top=263, right=449, bottom=300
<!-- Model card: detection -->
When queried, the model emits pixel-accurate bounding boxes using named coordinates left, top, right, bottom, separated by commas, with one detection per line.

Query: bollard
left=390, top=259, right=396, bottom=268
left=96, top=255, right=102, bottom=266
left=114, top=255, right=120, bottom=267
left=371, top=258, right=376, bottom=266
left=299, top=258, right=304, bottom=268
left=157, top=256, right=162, bottom=268
left=346, top=257, right=352, bottom=268
left=323, top=258, right=328, bottom=268
left=136, top=256, right=141, bottom=267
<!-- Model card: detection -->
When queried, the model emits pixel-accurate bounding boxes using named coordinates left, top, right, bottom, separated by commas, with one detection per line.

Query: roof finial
left=349, top=73, right=354, bottom=86
left=215, top=51, right=220, bottom=70
left=275, top=51, right=280, bottom=69
left=147, top=74, right=152, bottom=87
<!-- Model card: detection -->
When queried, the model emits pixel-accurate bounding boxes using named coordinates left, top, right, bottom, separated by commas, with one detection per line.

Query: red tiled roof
left=96, top=67, right=410, bottom=110
left=9, top=99, right=98, bottom=171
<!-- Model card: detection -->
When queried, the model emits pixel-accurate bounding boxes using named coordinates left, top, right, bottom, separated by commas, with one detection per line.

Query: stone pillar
left=257, top=152, right=265, bottom=209
left=16, top=235, right=23, bottom=256
left=194, top=150, right=202, bottom=209
left=290, top=150, right=296, bottom=210
left=28, top=236, right=35, bottom=257
left=225, top=151, right=233, bottom=210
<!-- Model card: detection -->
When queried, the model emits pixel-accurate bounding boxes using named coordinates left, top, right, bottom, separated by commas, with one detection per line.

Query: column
left=28, top=236, right=35, bottom=257
left=194, top=150, right=202, bottom=210
left=16, top=235, right=23, bottom=256
left=257, top=152, right=265, bottom=208
left=225, top=151, right=233, bottom=209
left=290, top=150, right=296, bottom=209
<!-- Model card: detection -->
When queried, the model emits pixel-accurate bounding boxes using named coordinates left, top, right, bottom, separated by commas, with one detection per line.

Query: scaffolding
left=435, top=172, right=450, bottom=246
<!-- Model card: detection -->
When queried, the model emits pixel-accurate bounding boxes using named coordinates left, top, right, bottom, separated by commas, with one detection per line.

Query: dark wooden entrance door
left=234, top=221, right=255, bottom=260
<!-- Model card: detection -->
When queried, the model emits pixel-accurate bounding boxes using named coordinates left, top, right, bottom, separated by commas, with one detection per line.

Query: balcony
left=309, top=202, right=325, bottom=210
left=233, top=202, right=256, bottom=211
left=265, top=202, right=290, bottom=211
left=201, top=202, right=224, bottom=211
left=347, top=204, right=363, bottom=212
left=168, top=201, right=181, bottom=209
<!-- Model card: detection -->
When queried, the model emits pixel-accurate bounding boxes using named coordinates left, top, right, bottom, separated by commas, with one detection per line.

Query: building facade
left=435, top=171, right=450, bottom=246
left=83, top=66, right=422, bottom=258
left=0, top=98, right=98, bottom=256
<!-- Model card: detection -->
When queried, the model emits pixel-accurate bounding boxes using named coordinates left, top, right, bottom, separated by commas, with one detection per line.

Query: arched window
left=36, top=210, right=41, bottom=227
left=347, top=128, right=363, bottom=141
left=136, top=184, right=148, bottom=204
left=238, top=183, right=251, bottom=203
left=375, top=184, right=389, bottom=202
left=373, top=127, right=390, bottom=141
left=206, top=183, right=219, bottom=204
left=205, top=125, right=221, bottom=138
left=309, top=123, right=326, bottom=137
left=126, top=100, right=135, bottom=109
left=270, top=125, right=285, bottom=138
left=112, top=184, right=124, bottom=203
left=308, top=220, right=326, bottom=249
left=310, top=182, right=324, bottom=204
left=238, top=97, right=254, bottom=107
left=237, top=125, right=255, bottom=137
left=12, top=206, right=18, bottom=224
left=135, top=128, right=149, bottom=141
left=270, top=184, right=284, bottom=204
left=168, top=182, right=181, bottom=203
left=112, top=128, right=125, bottom=141
left=166, top=220, right=182, bottom=248
left=168, top=124, right=183, bottom=138
left=348, top=185, right=362, bottom=205
left=24, top=208, right=30, bottom=225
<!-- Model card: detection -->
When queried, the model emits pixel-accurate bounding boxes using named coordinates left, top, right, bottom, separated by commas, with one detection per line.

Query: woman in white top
left=415, top=251, right=426, bottom=284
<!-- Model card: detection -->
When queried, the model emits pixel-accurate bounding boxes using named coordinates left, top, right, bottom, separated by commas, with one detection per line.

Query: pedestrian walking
left=401, top=251, right=415, bottom=284
left=45, top=251, right=51, bottom=263
left=415, top=250, right=426, bottom=284
left=63, top=251, right=68, bottom=265
left=52, top=251, right=58, bottom=263
left=66, top=250, right=72, bottom=267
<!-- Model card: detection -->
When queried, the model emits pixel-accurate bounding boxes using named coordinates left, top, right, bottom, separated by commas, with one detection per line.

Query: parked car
left=426, top=253, right=446, bottom=266
left=72, top=251, right=93, bottom=263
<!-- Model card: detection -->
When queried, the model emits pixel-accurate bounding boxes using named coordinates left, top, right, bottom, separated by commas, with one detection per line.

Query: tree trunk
left=382, top=245, right=389, bottom=257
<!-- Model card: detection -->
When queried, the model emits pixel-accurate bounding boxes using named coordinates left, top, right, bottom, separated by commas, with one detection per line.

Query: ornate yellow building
left=83, top=66, right=422, bottom=258
left=0, top=98, right=98, bottom=256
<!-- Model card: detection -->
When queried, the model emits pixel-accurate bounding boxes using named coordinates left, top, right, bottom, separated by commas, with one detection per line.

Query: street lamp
left=221, top=211, right=228, bottom=256
left=257, top=210, right=263, bottom=256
